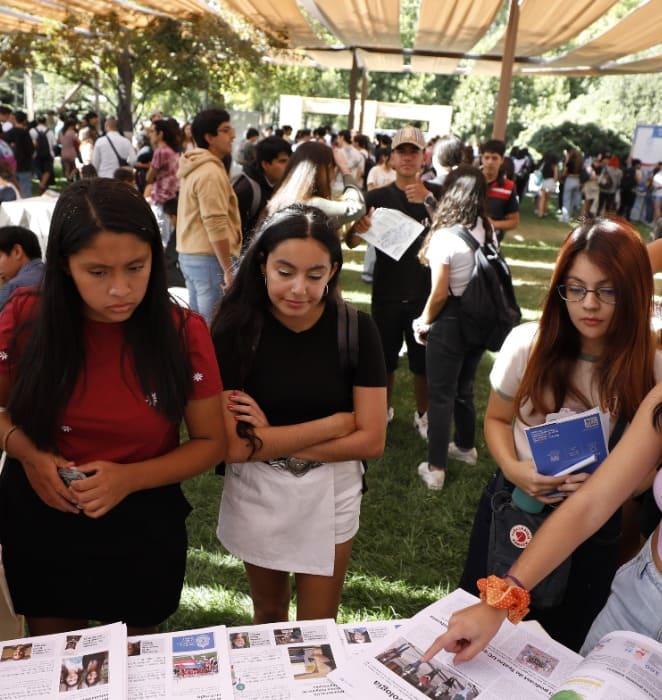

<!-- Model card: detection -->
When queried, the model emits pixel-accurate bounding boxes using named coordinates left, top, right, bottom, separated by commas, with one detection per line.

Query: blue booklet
left=525, top=407, right=609, bottom=476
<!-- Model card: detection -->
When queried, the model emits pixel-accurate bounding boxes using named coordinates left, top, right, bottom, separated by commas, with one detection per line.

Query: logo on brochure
left=584, top=415, right=599, bottom=428
left=510, top=524, right=532, bottom=548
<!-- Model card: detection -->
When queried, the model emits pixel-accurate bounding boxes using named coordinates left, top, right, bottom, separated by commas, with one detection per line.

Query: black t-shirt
left=216, top=302, right=386, bottom=426
left=365, top=183, right=434, bottom=302
left=4, top=127, right=34, bottom=171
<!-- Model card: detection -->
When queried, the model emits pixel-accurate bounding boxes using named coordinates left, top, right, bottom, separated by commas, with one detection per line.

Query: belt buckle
left=286, top=457, right=311, bottom=475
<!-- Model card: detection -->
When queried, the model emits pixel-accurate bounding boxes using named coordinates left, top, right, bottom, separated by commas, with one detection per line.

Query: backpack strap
left=337, top=301, right=359, bottom=376
left=105, top=134, right=125, bottom=166
left=448, top=224, right=479, bottom=296
left=232, top=172, right=262, bottom=221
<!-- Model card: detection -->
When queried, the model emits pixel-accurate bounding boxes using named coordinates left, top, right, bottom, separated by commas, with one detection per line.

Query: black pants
left=426, top=299, right=484, bottom=467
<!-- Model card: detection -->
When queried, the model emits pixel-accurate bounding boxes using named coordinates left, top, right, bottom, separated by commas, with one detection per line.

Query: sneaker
left=417, top=462, right=445, bottom=490
left=387, top=406, right=394, bottom=423
left=447, top=442, right=478, bottom=465
left=413, top=411, right=428, bottom=439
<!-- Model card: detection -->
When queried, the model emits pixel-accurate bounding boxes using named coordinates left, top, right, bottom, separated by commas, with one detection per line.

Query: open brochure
left=127, top=625, right=233, bottom=699
left=0, top=621, right=126, bottom=698
left=329, top=589, right=662, bottom=699
left=525, top=407, right=610, bottom=477
left=336, top=621, right=405, bottom=660
left=358, top=208, right=425, bottom=261
left=550, top=630, right=662, bottom=699
left=226, top=618, right=348, bottom=698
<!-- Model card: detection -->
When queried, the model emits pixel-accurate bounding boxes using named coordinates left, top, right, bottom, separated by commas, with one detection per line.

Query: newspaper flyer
left=127, top=625, right=232, bottom=699
left=329, top=589, right=583, bottom=699
left=551, top=630, right=662, bottom=699
left=0, top=621, right=126, bottom=699
left=227, top=619, right=347, bottom=699
left=358, top=208, right=425, bottom=261
left=336, top=621, right=406, bottom=660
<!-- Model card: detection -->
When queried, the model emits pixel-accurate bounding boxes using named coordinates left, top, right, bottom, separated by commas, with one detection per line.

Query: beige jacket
left=176, top=148, right=241, bottom=256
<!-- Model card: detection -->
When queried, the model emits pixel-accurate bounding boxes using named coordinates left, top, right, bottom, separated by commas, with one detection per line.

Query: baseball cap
left=392, top=126, right=426, bottom=150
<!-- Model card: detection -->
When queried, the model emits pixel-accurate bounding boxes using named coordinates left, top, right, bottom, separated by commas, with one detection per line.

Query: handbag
left=487, top=415, right=627, bottom=609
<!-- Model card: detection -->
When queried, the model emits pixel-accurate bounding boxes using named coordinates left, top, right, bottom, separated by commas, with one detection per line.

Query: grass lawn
left=164, top=195, right=656, bottom=631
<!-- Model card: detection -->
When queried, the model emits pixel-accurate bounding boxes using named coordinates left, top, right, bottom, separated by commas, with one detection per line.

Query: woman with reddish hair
left=458, top=216, right=662, bottom=651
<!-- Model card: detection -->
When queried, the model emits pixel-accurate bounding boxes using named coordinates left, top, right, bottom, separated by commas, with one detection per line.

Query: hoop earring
left=262, top=273, right=267, bottom=287
left=324, top=284, right=329, bottom=297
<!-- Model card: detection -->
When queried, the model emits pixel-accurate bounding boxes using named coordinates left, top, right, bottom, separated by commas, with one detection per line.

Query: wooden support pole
left=358, top=69, right=367, bottom=133
left=492, top=0, right=520, bottom=141
left=348, top=49, right=358, bottom=130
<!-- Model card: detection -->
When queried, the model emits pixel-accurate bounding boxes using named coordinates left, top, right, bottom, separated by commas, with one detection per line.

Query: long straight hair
left=266, top=141, right=335, bottom=216
left=516, top=217, right=655, bottom=423
left=8, top=178, right=192, bottom=451
left=211, top=204, right=342, bottom=456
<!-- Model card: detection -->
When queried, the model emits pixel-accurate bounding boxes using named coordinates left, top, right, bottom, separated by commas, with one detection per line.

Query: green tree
left=0, top=11, right=264, bottom=128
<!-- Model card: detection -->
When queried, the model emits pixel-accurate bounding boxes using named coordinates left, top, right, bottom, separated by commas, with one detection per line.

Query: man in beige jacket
left=177, top=108, right=242, bottom=323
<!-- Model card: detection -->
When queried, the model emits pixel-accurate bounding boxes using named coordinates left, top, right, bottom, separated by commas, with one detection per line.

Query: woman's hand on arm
left=292, top=385, right=387, bottom=462
left=221, top=390, right=356, bottom=463
left=71, top=393, right=226, bottom=519
left=484, top=390, right=566, bottom=503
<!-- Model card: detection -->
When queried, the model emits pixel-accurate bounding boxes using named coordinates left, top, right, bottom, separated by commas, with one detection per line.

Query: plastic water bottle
left=512, top=487, right=545, bottom=514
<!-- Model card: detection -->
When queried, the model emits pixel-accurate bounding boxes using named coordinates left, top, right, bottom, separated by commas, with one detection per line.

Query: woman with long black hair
left=211, top=204, right=386, bottom=623
left=0, top=178, right=225, bottom=636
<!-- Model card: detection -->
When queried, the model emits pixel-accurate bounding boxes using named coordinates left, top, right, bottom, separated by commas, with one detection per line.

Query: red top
left=0, top=293, right=222, bottom=463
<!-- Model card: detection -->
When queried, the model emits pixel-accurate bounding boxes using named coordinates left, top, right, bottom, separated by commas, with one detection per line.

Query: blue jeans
left=580, top=529, right=662, bottom=655
left=426, top=299, right=485, bottom=468
left=16, top=171, right=32, bottom=198
left=561, top=176, right=582, bottom=222
left=178, top=253, right=224, bottom=324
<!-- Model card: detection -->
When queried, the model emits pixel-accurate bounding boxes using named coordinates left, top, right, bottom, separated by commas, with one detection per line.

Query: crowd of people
left=0, top=106, right=660, bottom=671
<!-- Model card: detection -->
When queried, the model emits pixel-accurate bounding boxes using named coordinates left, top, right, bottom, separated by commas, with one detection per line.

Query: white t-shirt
left=426, top=219, right=494, bottom=296
left=490, top=323, right=662, bottom=461
left=366, top=165, right=396, bottom=190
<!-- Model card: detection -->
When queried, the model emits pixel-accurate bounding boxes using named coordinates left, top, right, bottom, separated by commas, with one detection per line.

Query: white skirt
left=217, top=460, right=363, bottom=576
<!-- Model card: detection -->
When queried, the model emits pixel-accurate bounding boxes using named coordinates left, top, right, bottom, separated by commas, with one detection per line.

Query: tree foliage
left=526, top=121, right=629, bottom=159
left=0, top=11, right=264, bottom=128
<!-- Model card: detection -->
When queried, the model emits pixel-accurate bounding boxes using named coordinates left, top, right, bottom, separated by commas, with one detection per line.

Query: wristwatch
left=423, top=192, right=437, bottom=209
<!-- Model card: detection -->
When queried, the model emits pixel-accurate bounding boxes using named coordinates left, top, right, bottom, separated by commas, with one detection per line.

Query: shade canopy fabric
left=2, top=0, right=661, bottom=77
left=221, top=0, right=662, bottom=77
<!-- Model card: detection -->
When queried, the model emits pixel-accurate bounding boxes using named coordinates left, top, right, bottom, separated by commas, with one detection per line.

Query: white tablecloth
left=0, top=193, right=58, bottom=257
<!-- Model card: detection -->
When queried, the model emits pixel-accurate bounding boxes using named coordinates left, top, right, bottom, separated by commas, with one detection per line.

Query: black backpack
left=35, top=129, right=51, bottom=159
left=450, top=225, right=521, bottom=352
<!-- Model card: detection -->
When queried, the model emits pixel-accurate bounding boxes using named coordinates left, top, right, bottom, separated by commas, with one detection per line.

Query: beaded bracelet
left=2, top=425, right=18, bottom=453
left=477, top=575, right=531, bottom=624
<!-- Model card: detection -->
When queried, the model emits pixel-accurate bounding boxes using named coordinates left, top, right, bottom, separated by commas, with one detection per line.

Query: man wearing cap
left=345, top=125, right=441, bottom=439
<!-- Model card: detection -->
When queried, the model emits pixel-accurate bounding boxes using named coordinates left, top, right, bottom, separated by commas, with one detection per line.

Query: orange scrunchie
left=477, top=575, right=531, bottom=624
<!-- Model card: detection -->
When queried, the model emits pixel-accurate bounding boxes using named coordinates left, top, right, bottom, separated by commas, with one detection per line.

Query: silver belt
left=265, top=457, right=324, bottom=476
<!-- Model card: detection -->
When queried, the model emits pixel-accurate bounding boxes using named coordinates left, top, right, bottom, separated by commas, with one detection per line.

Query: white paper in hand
left=358, top=207, right=424, bottom=261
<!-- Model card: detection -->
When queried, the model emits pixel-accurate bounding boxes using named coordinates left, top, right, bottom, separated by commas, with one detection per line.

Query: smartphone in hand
left=57, top=468, right=86, bottom=486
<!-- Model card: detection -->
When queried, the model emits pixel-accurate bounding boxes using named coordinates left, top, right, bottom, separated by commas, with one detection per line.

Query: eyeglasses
left=557, top=284, right=617, bottom=304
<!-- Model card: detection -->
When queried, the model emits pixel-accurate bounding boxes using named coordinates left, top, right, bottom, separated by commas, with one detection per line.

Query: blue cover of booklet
left=524, top=407, right=609, bottom=476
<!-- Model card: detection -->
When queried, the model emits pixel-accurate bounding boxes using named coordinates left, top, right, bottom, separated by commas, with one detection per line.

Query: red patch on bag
left=509, top=524, right=532, bottom=548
